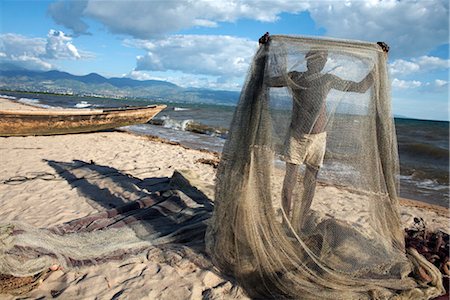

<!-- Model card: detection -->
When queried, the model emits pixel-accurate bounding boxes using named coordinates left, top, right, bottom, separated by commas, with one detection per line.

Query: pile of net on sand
left=0, top=169, right=215, bottom=295
left=205, top=35, right=445, bottom=299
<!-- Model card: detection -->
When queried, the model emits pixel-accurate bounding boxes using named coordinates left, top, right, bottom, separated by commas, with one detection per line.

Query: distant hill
left=0, top=69, right=178, bottom=89
left=0, top=69, right=239, bottom=105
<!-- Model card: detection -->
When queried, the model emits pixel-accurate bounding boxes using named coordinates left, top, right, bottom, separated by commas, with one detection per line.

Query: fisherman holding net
left=206, top=35, right=445, bottom=299
left=262, top=34, right=389, bottom=232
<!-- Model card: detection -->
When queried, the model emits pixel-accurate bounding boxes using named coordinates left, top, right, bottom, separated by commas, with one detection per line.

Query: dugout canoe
left=0, top=105, right=166, bottom=136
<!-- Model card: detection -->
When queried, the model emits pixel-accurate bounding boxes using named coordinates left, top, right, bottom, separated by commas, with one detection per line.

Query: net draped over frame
left=206, top=35, right=444, bottom=299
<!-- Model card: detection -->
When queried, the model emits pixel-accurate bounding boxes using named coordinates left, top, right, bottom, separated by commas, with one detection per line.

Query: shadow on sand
left=46, top=159, right=214, bottom=261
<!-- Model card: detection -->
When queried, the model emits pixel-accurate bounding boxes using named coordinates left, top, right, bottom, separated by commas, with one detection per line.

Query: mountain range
left=0, top=68, right=240, bottom=105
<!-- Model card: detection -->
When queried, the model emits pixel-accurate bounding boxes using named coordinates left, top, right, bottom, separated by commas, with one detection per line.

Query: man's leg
left=291, top=163, right=319, bottom=232
left=281, top=162, right=299, bottom=219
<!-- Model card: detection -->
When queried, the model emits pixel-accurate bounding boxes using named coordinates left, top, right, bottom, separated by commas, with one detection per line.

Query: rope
left=2, top=173, right=59, bottom=185
left=1, top=163, right=161, bottom=185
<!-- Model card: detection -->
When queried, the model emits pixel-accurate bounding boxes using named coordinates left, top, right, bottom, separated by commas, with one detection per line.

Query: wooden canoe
left=0, top=105, right=166, bottom=136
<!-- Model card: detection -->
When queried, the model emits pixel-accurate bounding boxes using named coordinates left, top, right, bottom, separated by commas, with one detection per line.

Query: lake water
left=2, top=91, right=448, bottom=207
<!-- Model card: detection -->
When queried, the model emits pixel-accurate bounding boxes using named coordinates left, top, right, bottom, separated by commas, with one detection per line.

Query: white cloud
left=435, top=79, right=448, bottom=87
left=389, top=60, right=420, bottom=76
left=0, top=34, right=46, bottom=58
left=173, top=75, right=242, bottom=90
left=126, top=70, right=243, bottom=91
left=124, top=35, right=257, bottom=90
left=0, top=33, right=50, bottom=70
left=49, top=0, right=310, bottom=38
left=129, top=35, right=257, bottom=79
left=125, top=34, right=449, bottom=90
left=417, top=56, right=450, bottom=70
left=193, top=19, right=218, bottom=28
left=126, top=70, right=155, bottom=81
left=390, top=56, right=450, bottom=76
left=49, top=0, right=448, bottom=58
left=392, top=78, right=423, bottom=89
left=45, top=30, right=81, bottom=59
left=48, top=0, right=90, bottom=36
left=392, top=78, right=449, bottom=93
left=6, top=55, right=53, bottom=71
left=427, top=79, right=449, bottom=93
left=0, top=30, right=83, bottom=71
left=308, top=0, right=449, bottom=58
left=45, top=0, right=449, bottom=92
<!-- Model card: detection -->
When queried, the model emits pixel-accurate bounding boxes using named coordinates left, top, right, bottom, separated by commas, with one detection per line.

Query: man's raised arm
left=330, top=41, right=389, bottom=93
left=329, top=71, right=374, bottom=93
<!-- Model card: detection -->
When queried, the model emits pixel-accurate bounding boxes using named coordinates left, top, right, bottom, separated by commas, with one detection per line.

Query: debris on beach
left=195, top=158, right=220, bottom=168
left=405, top=217, right=450, bottom=296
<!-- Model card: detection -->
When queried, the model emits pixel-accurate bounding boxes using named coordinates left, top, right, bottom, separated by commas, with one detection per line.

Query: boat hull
left=0, top=105, right=166, bottom=136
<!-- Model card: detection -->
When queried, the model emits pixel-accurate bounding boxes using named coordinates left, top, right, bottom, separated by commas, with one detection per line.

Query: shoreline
left=1, top=96, right=448, bottom=214
left=128, top=128, right=449, bottom=216
left=2, top=95, right=447, bottom=207
left=0, top=129, right=447, bottom=231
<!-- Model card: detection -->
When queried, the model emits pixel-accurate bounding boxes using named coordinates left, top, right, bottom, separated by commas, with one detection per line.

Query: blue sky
left=0, top=0, right=448, bottom=121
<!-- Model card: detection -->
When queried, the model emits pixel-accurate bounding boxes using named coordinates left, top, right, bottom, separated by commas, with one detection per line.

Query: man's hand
left=259, top=32, right=270, bottom=46
left=377, top=42, right=390, bottom=53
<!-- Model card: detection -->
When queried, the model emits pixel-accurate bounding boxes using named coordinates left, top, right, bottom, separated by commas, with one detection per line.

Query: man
left=264, top=37, right=389, bottom=231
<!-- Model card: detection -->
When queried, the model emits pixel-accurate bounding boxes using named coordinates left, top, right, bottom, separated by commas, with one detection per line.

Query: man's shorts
left=283, top=131, right=327, bottom=168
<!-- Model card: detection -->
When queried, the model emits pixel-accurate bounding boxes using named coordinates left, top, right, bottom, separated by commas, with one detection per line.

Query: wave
left=17, top=97, right=54, bottom=109
left=173, top=107, right=190, bottom=111
left=74, top=101, right=92, bottom=108
left=0, top=94, right=16, bottom=100
left=400, top=165, right=448, bottom=184
left=149, top=116, right=228, bottom=138
left=18, top=97, right=40, bottom=105
left=156, top=116, right=193, bottom=131
left=399, top=143, right=449, bottom=162
left=399, top=175, right=448, bottom=192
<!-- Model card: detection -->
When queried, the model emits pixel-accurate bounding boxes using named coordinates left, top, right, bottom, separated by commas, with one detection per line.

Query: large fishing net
left=206, top=35, right=444, bottom=299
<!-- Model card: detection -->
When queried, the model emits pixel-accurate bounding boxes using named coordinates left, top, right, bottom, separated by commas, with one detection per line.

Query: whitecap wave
left=159, top=115, right=193, bottom=131
left=18, top=97, right=39, bottom=105
left=74, top=101, right=92, bottom=108
left=0, top=94, right=16, bottom=100
left=18, top=97, right=54, bottom=109
left=399, top=175, right=448, bottom=192
left=173, top=107, right=190, bottom=111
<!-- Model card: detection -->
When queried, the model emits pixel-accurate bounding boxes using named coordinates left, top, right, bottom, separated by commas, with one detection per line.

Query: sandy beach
left=0, top=97, right=448, bottom=299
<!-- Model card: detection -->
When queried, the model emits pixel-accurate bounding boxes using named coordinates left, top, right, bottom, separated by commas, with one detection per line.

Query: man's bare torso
left=289, top=71, right=333, bottom=135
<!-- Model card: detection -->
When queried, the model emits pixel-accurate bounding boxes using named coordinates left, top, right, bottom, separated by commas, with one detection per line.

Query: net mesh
left=205, top=35, right=444, bottom=299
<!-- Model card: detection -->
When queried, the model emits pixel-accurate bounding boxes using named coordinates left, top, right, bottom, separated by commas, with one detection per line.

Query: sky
left=0, top=0, right=448, bottom=121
